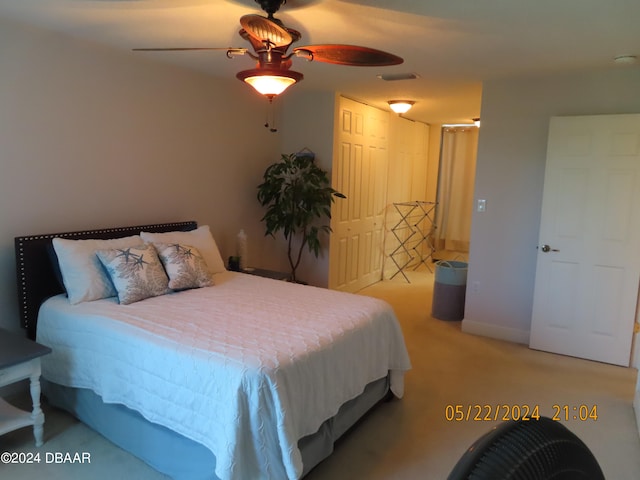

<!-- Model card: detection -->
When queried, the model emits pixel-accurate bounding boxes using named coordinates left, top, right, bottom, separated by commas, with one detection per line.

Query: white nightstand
left=0, top=329, right=51, bottom=447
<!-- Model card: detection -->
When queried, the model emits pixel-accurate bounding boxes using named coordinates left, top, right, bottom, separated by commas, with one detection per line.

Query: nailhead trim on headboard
left=14, top=221, right=197, bottom=339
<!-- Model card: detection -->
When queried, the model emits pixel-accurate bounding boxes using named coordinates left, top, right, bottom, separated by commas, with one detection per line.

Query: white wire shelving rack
left=388, top=201, right=437, bottom=282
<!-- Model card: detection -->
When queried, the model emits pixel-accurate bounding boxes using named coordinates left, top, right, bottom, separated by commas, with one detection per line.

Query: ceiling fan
left=133, top=0, right=403, bottom=101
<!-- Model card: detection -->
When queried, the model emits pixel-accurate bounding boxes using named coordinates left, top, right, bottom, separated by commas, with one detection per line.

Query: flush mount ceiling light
left=388, top=100, right=415, bottom=114
left=236, top=68, right=304, bottom=101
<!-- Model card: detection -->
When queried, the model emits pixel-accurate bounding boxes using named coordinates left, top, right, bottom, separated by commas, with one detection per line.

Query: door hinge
left=635, top=322, right=640, bottom=334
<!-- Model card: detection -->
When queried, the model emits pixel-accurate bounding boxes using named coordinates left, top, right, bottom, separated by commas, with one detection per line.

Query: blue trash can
left=432, top=260, right=468, bottom=321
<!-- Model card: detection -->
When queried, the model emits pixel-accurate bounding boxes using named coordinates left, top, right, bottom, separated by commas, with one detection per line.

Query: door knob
left=540, top=244, right=559, bottom=253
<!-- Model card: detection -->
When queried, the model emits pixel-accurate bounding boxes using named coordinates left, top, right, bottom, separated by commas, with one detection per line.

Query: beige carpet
left=307, top=271, right=640, bottom=479
left=4, top=271, right=640, bottom=479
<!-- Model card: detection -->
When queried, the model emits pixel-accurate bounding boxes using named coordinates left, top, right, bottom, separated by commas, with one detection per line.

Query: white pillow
left=140, top=225, right=226, bottom=275
left=52, top=235, right=143, bottom=304
left=96, top=244, right=170, bottom=305
left=154, top=243, right=213, bottom=290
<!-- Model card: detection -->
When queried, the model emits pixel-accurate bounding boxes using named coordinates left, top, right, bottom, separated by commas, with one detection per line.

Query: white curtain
left=434, top=127, right=478, bottom=252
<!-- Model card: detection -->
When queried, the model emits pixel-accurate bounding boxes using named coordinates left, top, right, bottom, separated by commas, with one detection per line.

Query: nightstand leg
left=29, top=372, right=45, bottom=447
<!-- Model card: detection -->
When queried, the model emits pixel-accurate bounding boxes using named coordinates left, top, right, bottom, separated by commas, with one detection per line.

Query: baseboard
left=461, top=319, right=530, bottom=345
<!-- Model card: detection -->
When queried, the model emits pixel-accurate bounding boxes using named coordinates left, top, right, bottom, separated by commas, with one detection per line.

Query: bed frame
left=14, top=220, right=197, bottom=339
left=13, top=220, right=392, bottom=479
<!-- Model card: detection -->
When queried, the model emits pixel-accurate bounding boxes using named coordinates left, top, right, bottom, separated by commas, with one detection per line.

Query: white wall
left=278, top=89, right=337, bottom=287
left=464, top=67, right=640, bottom=346
left=0, top=17, right=283, bottom=334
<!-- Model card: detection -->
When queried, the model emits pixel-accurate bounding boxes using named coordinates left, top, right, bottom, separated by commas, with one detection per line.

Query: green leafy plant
left=257, top=152, right=345, bottom=283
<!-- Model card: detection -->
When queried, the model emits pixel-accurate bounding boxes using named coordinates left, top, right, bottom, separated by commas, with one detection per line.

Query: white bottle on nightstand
left=237, top=229, right=248, bottom=271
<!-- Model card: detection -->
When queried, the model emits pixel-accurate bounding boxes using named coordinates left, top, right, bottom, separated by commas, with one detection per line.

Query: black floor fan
left=447, top=417, right=605, bottom=480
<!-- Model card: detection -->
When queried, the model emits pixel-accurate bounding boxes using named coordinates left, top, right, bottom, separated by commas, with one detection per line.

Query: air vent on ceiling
left=377, top=72, right=420, bottom=81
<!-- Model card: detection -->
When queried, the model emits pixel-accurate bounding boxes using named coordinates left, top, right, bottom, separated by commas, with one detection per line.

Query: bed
left=14, top=221, right=411, bottom=480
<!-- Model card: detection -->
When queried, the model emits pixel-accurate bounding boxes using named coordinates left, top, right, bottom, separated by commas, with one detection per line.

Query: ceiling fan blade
left=240, top=14, right=294, bottom=48
left=293, top=44, right=403, bottom=66
left=132, top=47, right=247, bottom=52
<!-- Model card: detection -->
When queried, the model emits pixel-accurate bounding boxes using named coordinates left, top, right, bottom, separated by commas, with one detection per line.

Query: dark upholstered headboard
left=14, top=221, right=197, bottom=339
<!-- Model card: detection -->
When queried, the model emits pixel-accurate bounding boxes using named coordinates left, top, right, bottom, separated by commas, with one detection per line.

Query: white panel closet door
left=330, top=97, right=388, bottom=292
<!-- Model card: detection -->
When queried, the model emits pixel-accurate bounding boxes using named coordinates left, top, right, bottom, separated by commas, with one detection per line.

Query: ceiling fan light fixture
left=388, top=100, right=415, bottom=114
left=237, top=68, right=304, bottom=99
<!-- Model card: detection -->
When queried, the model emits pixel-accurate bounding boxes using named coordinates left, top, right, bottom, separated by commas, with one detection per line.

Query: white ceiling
left=1, top=0, right=638, bottom=124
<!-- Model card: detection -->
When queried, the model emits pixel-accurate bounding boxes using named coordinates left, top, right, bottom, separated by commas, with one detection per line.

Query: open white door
left=529, top=114, right=640, bottom=366
left=329, top=97, right=388, bottom=292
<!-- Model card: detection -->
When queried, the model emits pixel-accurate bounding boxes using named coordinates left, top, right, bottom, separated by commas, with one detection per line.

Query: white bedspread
left=37, top=272, right=411, bottom=480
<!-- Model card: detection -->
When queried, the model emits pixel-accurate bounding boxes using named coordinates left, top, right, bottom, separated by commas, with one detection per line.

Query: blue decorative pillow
left=154, top=243, right=213, bottom=290
left=96, top=244, right=169, bottom=305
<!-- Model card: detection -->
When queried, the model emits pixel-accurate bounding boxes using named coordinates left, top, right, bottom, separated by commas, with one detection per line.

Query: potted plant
left=257, top=152, right=345, bottom=283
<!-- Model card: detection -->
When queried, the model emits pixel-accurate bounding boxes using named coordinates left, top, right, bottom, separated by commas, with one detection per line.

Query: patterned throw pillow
left=154, top=243, right=213, bottom=290
left=140, top=225, right=225, bottom=275
left=96, top=244, right=170, bottom=305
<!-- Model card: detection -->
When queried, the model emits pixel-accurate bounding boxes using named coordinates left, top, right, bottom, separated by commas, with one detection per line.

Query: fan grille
left=453, top=418, right=605, bottom=480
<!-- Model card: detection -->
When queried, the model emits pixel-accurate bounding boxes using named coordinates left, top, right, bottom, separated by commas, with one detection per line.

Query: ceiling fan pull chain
left=269, top=101, right=278, bottom=133
left=265, top=101, right=278, bottom=133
